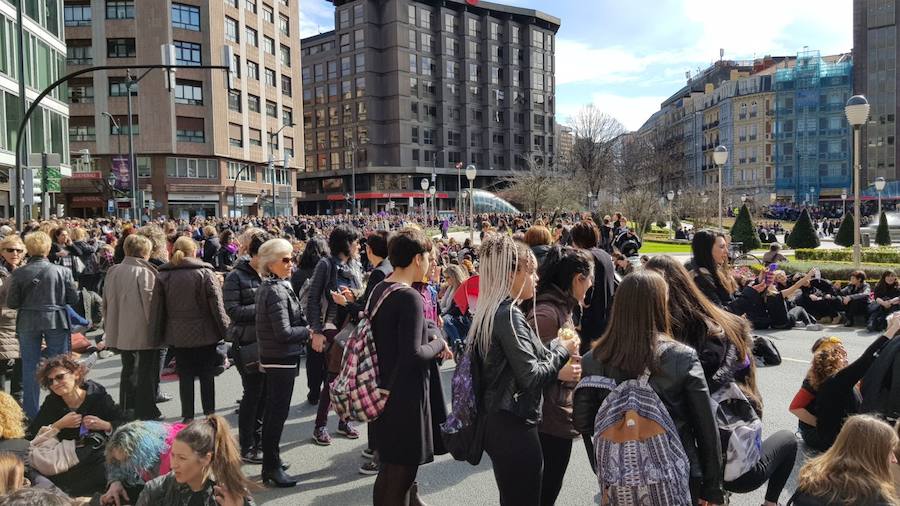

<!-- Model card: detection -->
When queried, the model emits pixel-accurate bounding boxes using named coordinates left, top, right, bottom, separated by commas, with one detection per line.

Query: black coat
left=26, top=379, right=122, bottom=440
left=576, top=247, right=616, bottom=352
left=202, top=237, right=221, bottom=270
left=369, top=281, right=447, bottom=465
left=255, top=277, right=309, bottom=365
left=223, top=259, right=261, bottom=346
left=861, top=336, right=900, bottom=419
left=573, top=341, right=724, bottom=504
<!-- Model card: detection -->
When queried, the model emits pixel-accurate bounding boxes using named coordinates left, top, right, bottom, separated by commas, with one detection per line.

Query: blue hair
left=105, top=421, right=171, bottom=485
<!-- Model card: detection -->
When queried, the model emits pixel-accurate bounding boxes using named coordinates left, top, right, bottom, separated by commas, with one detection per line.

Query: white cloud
left=300, top=0, right=335, bottom=38
left=557, top=93, right=669, bottom=132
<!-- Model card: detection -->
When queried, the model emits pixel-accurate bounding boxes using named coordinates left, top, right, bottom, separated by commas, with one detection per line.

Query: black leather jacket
left=573, top=340, right=724, bottom=504
left=223, top=259, right=261, bottom=346
left=135, top=473, right=254, bottom=506
left=480, top=299, right=569, bottom=425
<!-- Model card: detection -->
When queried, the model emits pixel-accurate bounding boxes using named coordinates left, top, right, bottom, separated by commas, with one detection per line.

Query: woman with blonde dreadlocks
left=475, top=233, right=577, bottom=506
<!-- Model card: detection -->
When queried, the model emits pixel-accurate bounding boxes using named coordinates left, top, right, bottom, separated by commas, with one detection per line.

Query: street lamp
left=666, top=190, right=675, bottom=239
left=713, top=145, right=729, bottom=231
left=875, top=176, right=887, bottom=217
left=420, top=177, right=429, bottom=223
left=268, top=123, right=294, bottom=217
left=741, top=193, right=748, bottom=204
left=429, top=185, right=436, bottom=226
left=809, top=186, right=815, bottom=207
left=845, top=94, right=870, bottom=268
left=466, top=164, right=477, bottom=242
left=841, top=189, right=848, bottom=216
left=587, top=191, right=593, bottom=212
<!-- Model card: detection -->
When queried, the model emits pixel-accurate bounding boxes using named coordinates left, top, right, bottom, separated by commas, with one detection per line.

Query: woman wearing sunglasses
left=0, top=235, right=25, bottom=405
left=255, top=238, right=309, bottom=488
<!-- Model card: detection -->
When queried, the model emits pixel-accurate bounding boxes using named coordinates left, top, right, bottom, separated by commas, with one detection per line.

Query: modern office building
left=61, top=0, right=303, bottom=218
left=0, top=0, right=70, bottom=218
left=299, top=0, right=559, bottom=214
left=853, top=0, right=900, bottom=199
left=773, top=51, right=852, bottom=204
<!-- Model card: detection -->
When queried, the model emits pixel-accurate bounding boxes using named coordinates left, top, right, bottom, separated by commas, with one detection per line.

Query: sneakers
left=337, top=421, right=360, bottom=439
left=818, top=316, right=832, bottom=324
left=359, top=460, right=379, bottom=475
left=361, top=447, right=375, bottom=460
left=805, top=323, right=823, bottom=331
left=313, top=427, right=332, bottom=446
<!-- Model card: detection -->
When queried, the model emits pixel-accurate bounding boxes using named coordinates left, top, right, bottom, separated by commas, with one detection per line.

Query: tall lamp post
left=267, top=123, right=294, bottom=217
left=420, top=177, right=429, bottom=223
left=713, top=145, right=729, bottom=231
left=845, top=95, right=870, bottom=268
left=841, top=189, right=847, bottom=217
left=666, top=190, right=675, bottom=238
left=808, top=186, right=815, bottom=207
left=466, top=164, right=477, bottom=242
left=429, top=185, right=436, bottom=226
left=875, top=176, right=887, bottom=217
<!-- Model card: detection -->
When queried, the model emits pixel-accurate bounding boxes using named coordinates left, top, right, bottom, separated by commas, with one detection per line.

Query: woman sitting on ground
left=26, top=355, right=121, bottom=498
left=100, top=421, right=187, bottom=506
left=134, top=416, right=256, bottom=506
left=788, top=336, right=845, bottom=450
left=868, top=270, right=900, bottom=333
left=789, top=414, right=899, bottom=505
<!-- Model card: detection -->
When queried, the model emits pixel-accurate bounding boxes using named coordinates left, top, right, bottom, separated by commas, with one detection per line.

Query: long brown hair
left=797, top=414, right=899, bottom=505
left=0, top=452, right=24, bottom=494
left=806, top=347, right=846, bottom=390
left=592, top=270, right=672, bottom=377
left=175, top=416, right=258, bottom=497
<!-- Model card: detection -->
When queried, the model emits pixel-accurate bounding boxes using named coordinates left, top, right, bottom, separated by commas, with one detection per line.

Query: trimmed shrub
left=786, top=209, right=820, bottom=249
left=794, top=247, right=900, bottom=264
left=834, top=214, right=855, bottom=247
left=764, top=260, right=893, bottom=283
left=730, top=204, right=762, bottom=253
left=875, top=211, right=892, bottom=246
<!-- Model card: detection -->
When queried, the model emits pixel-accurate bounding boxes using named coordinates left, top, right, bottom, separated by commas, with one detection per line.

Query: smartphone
left=79, top=422, right=89, bottom=437
left=764, top=263, right=777, bottom=286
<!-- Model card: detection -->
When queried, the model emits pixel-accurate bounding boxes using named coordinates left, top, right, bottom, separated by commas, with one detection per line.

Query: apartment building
left=62, top=0, right=303, bottom=218
left=298, top=0, right=559, bottom=214
left=0, top=0, right=70, bottom=218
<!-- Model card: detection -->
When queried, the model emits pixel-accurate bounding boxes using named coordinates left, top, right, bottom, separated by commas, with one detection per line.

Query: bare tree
left=619, top=186, right=664, bottom=238
left=499, top=151, right=573, bottom=214
left=568, top=105, right=627, bottom=199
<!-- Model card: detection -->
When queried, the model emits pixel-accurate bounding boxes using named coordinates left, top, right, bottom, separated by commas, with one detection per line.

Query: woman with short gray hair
left=255, top=238, right=309, bottom=488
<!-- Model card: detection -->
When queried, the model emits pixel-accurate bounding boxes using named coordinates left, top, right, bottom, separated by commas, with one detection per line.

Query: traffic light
left=22, top=168, right=41, bottom=205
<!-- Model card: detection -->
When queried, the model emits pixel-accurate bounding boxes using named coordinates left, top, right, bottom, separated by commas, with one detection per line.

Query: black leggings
left=484, top=411, right=543, bottom=506
left=539, top=432, right=572, bottom=506
left=173, top=345, right=217, bottom=420
left=724, top=430, right=798, bottom=503
left=238, top=367, right=265, bottom=453
left=373, top=463, right=418, bottom=506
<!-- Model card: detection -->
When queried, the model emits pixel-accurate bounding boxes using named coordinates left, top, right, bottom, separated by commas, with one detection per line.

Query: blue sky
left=300, top=0, right=853, bottom=131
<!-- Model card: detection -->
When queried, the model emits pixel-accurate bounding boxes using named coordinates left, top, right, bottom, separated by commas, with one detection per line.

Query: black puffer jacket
left=480, top=299, right=569, bottom=425
left=135, top=473, right=255, bottom=506
left=255, top=277, right=309, bottom=365
left=573, top=340, right=724, bottom=504
left=223, top=259, right=261, bottom=346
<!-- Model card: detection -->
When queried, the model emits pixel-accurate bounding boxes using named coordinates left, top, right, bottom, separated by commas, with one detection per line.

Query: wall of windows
left=166, top=157, right=218, bottom=178
left=171, top=3, right=200, bottom=31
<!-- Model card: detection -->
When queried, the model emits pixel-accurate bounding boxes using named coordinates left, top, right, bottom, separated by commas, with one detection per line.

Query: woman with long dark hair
left=290, top=236, right=329, bottom=406
left=691, top=229, right=741, bottom=309
left=476, top=234, right=576, bottom=506
left=568, top=221, right=616, bottom=355
left=524, top=245, right=593, bottom=506
left=868, top=270, right=900, bottom=332
left=645, top=255, right=797, bottom=506
left=573, top=270, right=724, bottom=505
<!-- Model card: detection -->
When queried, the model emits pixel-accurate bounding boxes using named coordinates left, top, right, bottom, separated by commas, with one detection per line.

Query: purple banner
left=112, top=157, right=131, bottom=190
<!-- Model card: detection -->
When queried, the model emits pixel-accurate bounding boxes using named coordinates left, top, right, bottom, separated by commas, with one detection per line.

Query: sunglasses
left=48, top=372, right=69, bottom=385
left=280, top=257, right=294, bottom=264
left=3, top=248, right=23, bottom=254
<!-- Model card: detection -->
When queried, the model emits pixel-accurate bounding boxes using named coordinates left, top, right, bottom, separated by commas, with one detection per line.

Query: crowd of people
left=0, top=210, right=896, bottom=505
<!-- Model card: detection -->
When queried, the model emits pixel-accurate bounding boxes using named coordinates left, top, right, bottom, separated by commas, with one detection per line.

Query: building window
left=171, top=3, right=200, bottom=31
left=106, top=0, right=134, bottom=19
left=284, top=136, right=294, bottom=159
left=246, top=27, right=258, bottom=47
left=266, top=100, right=277, bottom=118
left=109, top=115, right=138, bottom=135
left=249, top=128, right=262, bottom=147
left=68, top=79, right=94, bottom=104
left=136, top=156, right=151, bottom=178
left=411, top=126, right=419, bottom=144
left=355, top=53, right=365, bottom=72
left=302, top=66, right=312, bottom=84
left=69, top=116, right=95, bottom=141
left=247, top=60, right=259, bottom=80
left=229, top=123, right=243, bottom=147
left=280, top=45, right=291, bottom=67
left=339, top=33, right=351, bottom=52
left=283, top=106, right=293, bottom=126
left=66, top=41, right=93, bottom=65
left=64, top=3, right=91, bottom=26
left=231, top=54, right=241, bottom=79
left=176, top=117, right=205, bottom=143
left=245, top=0, right=257, bottom=13
left=248, top=94, right=260, bottom=112
left=421, top=57, right=433, bottom=76
left=263, top=36, right=275, bottom=55
left=448, top=130, right=460, bottom=146
left=263, top=4, right=274, bottom=23
left=225, top=17, right=239, bottom=42
left=265, top=68, right=276, bottom=86
left=228, top=90, right=242, bottom=112
left=166, top=157, right=218, bottom=178
left=409, top=54, right=417, bottom=73
left=228, top=161, right=253, bottom=181
left=354, top=29, right=364, bottom=48
left=174, top=41, right=201, bottom=66
left=108, top=77, right=136, bottom=97
left=356, top=77, right=366, bottom=97
left=354, top=3, right=363, bottom=24
left=107, top=38, right=136, bottom=58
left=468, top=18, right=480, bottom=37
left=279, top=14, right=289, bottom=36
left=174, top=79, right=203, bottom=105
left=341, top=56, right=351, bottom=75
left=281, top=75, right=292, bottom=96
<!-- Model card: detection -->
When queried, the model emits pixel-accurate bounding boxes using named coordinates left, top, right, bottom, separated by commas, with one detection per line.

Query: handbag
left=236, top=341, right=260, bottom=372
left=441, top=342, right=486, bottom=465
left=29, top=426, right=80, bottom=476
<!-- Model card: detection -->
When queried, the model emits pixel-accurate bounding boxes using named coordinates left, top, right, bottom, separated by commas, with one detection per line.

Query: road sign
left=107, top=199, right=115, bottom=214
left=45, top=167, right=61, bottom=192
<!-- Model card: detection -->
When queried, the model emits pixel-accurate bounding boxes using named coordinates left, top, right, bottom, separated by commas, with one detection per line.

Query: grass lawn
left=639, top=241, right=693, bottom=254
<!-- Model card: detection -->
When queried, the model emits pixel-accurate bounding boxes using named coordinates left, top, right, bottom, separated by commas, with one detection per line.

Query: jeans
left=119, top=349, right=162, bottom=420
left=484, top=410, right=543, bottom=506
left=19, top=328, right=70, bottom=418
left=173, top=345, right=217, bottom=420
left=724, top=430, right=798, bottom=503
left=262, top=366, right=296, bottom=470
left=238, top=369, right=266, bottom=453
left=539, top=432, right=573, bottom=506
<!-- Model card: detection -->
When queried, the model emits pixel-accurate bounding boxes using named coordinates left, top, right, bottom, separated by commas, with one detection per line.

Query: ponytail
left=175, top=416, right=258, bottom=498
left=170, top=236, right=197, bottom=266
left=536, top=245, right=593, bottom=296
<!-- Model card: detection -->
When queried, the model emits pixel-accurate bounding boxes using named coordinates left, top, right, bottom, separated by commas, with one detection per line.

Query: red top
left=789, top=387, right=815, bottom=410
left=453, top=275, right=480, bottom=315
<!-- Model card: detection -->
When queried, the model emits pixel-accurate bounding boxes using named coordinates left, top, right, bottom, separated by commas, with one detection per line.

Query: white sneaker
left=806, top=323, right=823, bottom=331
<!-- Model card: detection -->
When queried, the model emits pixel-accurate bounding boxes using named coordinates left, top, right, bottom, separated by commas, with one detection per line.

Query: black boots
left=261, top=466, right=297, bottom=488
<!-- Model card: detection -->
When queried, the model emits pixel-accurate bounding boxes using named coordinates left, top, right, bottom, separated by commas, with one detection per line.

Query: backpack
left=711, top=382, right=763, bottom=481
left=752, top=335, right=782, bottom=366
left=329, top=283, right=407, bottom=423
left=440, top=341, right=486, bottom=465
left=297, top=277, right=313, bottom=317
left=575, top=369, right=692, bottom=506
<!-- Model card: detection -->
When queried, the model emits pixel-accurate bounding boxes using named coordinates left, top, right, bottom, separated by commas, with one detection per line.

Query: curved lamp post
left=845, top=94, right=870, bottom=268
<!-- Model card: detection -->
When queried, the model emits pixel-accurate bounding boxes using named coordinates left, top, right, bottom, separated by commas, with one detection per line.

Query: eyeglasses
left=3, top=248, right=23, bottom=254
left=48, top=372, right=69, bottom=385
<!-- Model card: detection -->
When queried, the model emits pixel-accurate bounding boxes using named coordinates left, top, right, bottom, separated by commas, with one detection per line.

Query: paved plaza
left=83, top=324, right=882, bottom=505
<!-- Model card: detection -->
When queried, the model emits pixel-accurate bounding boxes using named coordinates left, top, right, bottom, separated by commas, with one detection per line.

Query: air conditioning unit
left=70, top=87, right=87, bottom=103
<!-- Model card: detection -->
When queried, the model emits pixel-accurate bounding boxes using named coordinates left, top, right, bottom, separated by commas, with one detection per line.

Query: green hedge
left=756, top=260, right=896, bottom=282
left=794, top=248, right=900, bottom=264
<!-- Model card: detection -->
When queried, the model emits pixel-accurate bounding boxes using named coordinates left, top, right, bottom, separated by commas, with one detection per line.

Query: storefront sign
left=70, top=171, right=102, bottom=180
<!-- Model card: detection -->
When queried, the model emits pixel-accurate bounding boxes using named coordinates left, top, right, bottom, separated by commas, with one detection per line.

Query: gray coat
left=7, top=257, right=77, bottom=333
left=103, top=256, right=159, bottom=351
left=151, top=257, right=229, bottom=349
left=0, top=261, right=18, bottom=360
